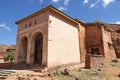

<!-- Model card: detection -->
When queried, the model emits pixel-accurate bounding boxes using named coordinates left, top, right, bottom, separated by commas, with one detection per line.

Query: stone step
left=0, top=74, right=8, bottom=77
left=0, top=70, right=15, bottom=74
left=0, top=76, right=7, bottom=80
left=0, top=70, right=16, bottom=80
left=33, top=67, right=48, bottom=72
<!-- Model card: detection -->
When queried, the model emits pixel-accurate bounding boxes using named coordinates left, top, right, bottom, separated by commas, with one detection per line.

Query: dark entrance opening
left=90, top=47, right=100, bottom=55
left=22, top=37, right=28, bottom=64
left=34, top=33, right=43, bottom=65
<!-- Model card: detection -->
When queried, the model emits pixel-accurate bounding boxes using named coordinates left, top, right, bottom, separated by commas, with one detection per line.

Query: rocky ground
left=1, top=61, right=120, bottom=80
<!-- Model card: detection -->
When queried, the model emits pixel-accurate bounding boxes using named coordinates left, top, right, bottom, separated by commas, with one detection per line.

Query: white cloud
left=84, top=0, right=115, bottom=8
left=64, top=0, right=69, bottom=6
left=52, top=0, right=70, bottom=6
left=83, top=0, right=88, bottom=4
left=115, top=21, right=120, bottom=24
left=102, top=0, right=115, bottom=8
left=58, top=6, right=66, bottom=11
left=90, top=0, right=100, bottom=8
left=0, top=23, right=11, bottom=32
left=39, top=0, right=43, bottom=3
left=52, top=0, right=59, bottom=3
left=90, top=4, right=96, bottom=8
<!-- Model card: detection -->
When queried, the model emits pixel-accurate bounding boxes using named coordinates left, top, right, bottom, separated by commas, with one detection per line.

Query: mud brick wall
left=85, top=25, right=104, bottom=56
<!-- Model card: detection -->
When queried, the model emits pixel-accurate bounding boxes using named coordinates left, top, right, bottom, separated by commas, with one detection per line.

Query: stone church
left=15, top=5, right=117, bottom=69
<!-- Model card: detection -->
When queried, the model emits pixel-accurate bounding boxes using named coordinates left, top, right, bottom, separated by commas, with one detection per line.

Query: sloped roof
left=7, top=45, right=15, bottom=50
left=15, top=5, right=79, bottom=25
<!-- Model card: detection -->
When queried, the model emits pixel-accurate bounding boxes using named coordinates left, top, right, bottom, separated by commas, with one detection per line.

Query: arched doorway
left=21, top=37, right=28, bottom=64
left=34, top=33, right=43, bottom=65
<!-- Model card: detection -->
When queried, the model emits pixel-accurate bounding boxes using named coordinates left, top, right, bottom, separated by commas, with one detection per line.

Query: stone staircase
left=0, top=70, right=15, bottom=80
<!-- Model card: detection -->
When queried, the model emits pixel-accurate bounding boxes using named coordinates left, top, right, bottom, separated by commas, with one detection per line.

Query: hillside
left=0, top=44, right=8, bottom=52
left=0, top=44, right=15, bottom=57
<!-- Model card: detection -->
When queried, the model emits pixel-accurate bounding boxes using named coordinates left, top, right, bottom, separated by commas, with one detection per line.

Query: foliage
left=93, top=20, right=113, bottom=31
left=93, top=19, right=103, bottom=26
left=3, top=55, right=9, bottom=62
left=3, top=51, right=15, bottom=62
left=85, top=19, right=113, bottom=31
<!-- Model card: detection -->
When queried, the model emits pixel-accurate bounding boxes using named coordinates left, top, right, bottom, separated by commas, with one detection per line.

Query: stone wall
left=85, top=54, right=104, bottom=69
left=85, top=25, right=105, bottom=68
left=110, top=24, right=120, bottom=58
left=102, top=26, right=116, bottom=62
left=85, top=24, right=117, bottom=68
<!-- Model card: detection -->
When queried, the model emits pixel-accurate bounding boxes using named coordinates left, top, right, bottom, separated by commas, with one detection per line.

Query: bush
left=93, top=20, right=103, bottom=26
left=3, top=52, right=15, bottom=62
left=3, top=55, right=9, bottom=62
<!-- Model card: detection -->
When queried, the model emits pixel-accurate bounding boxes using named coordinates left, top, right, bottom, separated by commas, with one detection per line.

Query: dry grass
left=102, top=62, right=120, bottom=80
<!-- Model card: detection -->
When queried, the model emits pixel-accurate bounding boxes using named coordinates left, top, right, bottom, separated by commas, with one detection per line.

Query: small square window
left=35, top=19, right=37, bottom=24
left=29, top=22, right=32, bottom=26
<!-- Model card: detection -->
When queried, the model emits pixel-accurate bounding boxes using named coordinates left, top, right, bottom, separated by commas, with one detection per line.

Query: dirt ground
left=0, top=59, right=4, bottom=63
left=1, top=61, right=120, bottom=80
left=102, top=62, right=120, bottom=80
left=4, top=63, right=85, bottom=80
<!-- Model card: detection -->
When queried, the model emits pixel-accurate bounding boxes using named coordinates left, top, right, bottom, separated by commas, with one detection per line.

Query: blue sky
left=0, top=0, right=120, bottom=45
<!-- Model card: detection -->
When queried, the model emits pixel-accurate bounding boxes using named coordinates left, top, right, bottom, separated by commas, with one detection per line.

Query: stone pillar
left=14, top=40, right=20, bottom=64
left=14, top=36, right=21, bottom=64
left=30, top=41, right=35, bottom=65
left=17, top=41, right=23, bottom=64
left=26, top=38, right=32, bottom=65
left=41, top=36, right=47, bottom=67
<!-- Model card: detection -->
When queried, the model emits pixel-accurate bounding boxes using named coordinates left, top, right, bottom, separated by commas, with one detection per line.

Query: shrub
left=3, top=52, right=15, bottom=62
left=93, top=20, right=103, bottom=26
left=93, top=20, right=113, bottom=31
left=3, top=55, right=9, bottom=62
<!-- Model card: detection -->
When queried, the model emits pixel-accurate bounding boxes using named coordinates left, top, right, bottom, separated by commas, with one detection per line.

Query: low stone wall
left=0, top=62, right=14, bottom=69
left=85, top=54, right=104, bottom=69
